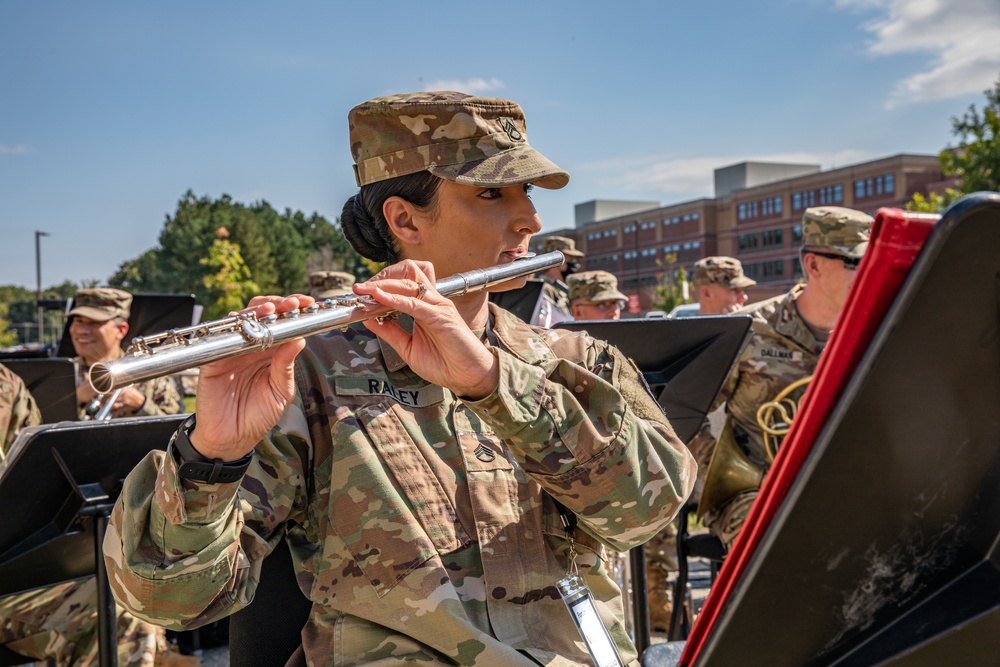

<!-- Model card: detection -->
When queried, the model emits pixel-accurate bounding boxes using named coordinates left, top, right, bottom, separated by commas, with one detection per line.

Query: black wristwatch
left=172, top=415, right=253, bottom=484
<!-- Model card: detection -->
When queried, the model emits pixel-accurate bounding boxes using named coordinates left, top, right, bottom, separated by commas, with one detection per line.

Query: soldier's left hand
left=355, top=259, right=499, bottom=400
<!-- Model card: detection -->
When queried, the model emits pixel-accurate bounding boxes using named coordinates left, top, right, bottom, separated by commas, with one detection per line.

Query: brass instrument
left=696, top=417, right=764, bottom=520
left=89, top=252, right=564, bottom=394
left=756, top=375, right=813, bottom=462
left=697, top=375, right=815, bottom=520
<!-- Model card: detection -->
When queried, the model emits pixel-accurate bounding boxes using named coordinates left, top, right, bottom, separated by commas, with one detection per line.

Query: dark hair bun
left=341, top=194, right=394, bottom=263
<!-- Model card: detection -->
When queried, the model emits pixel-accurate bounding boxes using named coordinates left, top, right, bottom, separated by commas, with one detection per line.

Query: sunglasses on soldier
left=810, top=251, right=860, bottom=270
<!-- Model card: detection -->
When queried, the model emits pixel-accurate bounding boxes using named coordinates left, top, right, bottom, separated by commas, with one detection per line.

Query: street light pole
left=35, top=231, right=50, bottom=345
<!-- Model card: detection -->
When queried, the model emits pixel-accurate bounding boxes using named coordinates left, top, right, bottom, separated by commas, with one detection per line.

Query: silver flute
left=89, top=251, right=564, bottom=393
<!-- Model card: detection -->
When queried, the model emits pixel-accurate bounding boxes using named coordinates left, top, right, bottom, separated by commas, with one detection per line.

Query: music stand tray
left=3, top=357, right=79, bottom=423
left=0, top=415, right=186, bottom=666
left=556, top=317, right=752, bottom=444
left=0, top=415, right=185, bottom=593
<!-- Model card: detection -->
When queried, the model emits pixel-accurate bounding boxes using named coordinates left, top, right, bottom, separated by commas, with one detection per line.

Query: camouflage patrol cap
left=68, top=287, right=131, bottom=322
left=541, top=235, right=584, bottom=258
left=802, top=206, right=874, bottom=259
left=349, top=91, right=570, bottom=190
left=567, top=271, right=628, bottom=303
left=309, top=271, right=356, bottom=299
left=692, top=256, right=756, bottom=288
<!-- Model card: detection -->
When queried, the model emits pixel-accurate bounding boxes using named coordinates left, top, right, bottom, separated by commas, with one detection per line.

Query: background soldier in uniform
left=691, top=257, right=756, bottom=316
left=308, top=270, right=357, bottom=300
left=694, top=206, right=874, bottom=550
left=69, top=288, right=181, bottom=419
left=568, top=270, right=627, bottom=320
left=533, top=235, right=583, bottom=326
left=103, top=90, right=696, bottom=667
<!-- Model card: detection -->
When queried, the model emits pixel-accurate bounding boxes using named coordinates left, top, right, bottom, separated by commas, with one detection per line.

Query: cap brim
left=730, top=276, right=757, bottom=288
left=561, top=249, right=584, bottom=258
left=805, top=241, right=869, bottom=260
left=591, top=290, right=628, bottom=302
left=68, top=307, right=117, bottom=322
left=429, top=145, right=570, bottom=190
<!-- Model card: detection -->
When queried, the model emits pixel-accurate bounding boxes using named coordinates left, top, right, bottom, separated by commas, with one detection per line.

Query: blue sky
left=2, top=0, right=999, bottom=288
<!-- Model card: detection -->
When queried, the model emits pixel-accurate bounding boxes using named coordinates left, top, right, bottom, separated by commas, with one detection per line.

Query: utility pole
left=35, top=231, right=50, bottom=345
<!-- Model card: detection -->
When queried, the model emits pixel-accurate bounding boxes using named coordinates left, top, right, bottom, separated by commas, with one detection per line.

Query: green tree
left=905, top=190, right=961, bottom=213
left=0, top=302, right=17, bottom=348
left=199, top=228, right=261, bottom=320
left=939, top=75, right=1000, bottom=194
left=110, top=191, right=365, bottom=301
left=652, top=254, right=692, bottom=314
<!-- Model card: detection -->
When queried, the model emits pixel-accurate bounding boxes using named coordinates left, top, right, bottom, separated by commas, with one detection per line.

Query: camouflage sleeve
left=0, top=370, right=42, bottom=455
left=103, top=400, right=310, bottom=629
left=131, top=376, right=183, bottom=416
left=463, top=342, right=696, bottom=552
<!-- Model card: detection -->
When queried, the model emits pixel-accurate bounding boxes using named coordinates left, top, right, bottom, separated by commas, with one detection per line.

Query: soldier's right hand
left=189, top=295, right=312, bottom=462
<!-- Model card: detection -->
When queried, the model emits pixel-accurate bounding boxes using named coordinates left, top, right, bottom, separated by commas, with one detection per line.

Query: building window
left=854, top=173, right=894, bottom=200
left=761, top=228, right=783, bottom=248
left=738, top=196, right=781, bottom=220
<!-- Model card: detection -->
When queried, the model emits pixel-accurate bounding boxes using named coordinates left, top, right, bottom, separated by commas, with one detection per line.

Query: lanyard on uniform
left=553, top=500, right=626, bottom=667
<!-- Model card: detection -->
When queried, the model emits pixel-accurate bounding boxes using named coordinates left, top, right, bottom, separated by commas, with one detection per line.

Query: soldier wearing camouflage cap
left=67, top=287, right=181, bottom=420
left=692, top=256, right=756, bottom=315
left=309, top=270, right=356, bottom=300
left=569, top=270, right=628, bottom=320
left=690, top=206, right=873, bottom=551
left=105, top=90, right=695, bottom=667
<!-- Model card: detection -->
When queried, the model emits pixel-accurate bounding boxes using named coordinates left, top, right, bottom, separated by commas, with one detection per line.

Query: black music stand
left=556, top=316, right=753, bottom=656
left=695, top=194, right=1000, bottom=666
left=3, top=358, right=79, bottom=423
left=0, top=415, right=187, bottom=667
left=57, top=293, right=197, bottom=358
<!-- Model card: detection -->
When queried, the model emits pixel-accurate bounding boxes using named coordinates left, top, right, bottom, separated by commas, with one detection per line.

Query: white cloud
left=584, top=150, right=872, bottom=200
left=421, top=77, right=505, bottom=94
left=836, top=0, right=1000, bottom=107
left=0, top=144, right=34, bottom=155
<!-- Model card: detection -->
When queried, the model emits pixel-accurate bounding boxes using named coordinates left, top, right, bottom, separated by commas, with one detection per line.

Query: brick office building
left=533, top=154, right=946, bottom=311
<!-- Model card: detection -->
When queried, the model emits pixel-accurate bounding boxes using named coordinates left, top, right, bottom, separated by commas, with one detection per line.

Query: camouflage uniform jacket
left=533, top=277, right=573, bottom=327
left=699, top=283, right=825, bottom=468
left=105, top=303, right=696, bottom=667
left=74, top=356, right=182, bottom=419
left=0, top=363, right=41, bottom=456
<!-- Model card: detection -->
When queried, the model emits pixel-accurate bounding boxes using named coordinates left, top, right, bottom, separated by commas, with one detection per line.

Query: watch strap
left=172, top=415, right=253, bottom=484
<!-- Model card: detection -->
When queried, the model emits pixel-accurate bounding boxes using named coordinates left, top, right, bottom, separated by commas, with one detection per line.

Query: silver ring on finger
left=416, top=282, right=429, bottom=300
